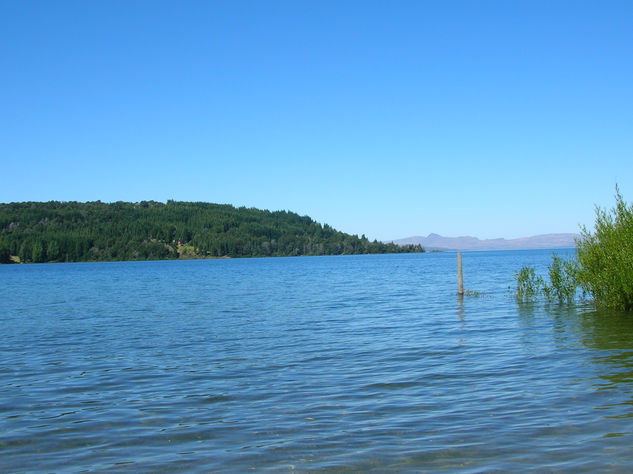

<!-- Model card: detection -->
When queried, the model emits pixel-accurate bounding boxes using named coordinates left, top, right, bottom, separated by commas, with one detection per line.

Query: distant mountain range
left=393, top=233, right=579, bottom=251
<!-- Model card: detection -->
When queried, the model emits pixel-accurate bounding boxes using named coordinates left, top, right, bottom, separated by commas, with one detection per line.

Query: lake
left=2, top=249, right=633, bottom=471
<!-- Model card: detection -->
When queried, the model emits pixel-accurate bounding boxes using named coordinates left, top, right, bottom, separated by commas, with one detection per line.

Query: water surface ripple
left=2, top=250, right=633, bottom=471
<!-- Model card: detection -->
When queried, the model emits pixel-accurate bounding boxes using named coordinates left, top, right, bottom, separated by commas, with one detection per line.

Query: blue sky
left=2, top=1, right=632, bottom=241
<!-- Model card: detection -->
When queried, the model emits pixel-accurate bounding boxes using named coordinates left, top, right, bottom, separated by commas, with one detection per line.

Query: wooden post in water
left=457, top=252, right=464, bottom=296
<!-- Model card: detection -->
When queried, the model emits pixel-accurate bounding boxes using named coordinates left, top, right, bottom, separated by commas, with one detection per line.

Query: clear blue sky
left=2, top=1, right=632, bottom=241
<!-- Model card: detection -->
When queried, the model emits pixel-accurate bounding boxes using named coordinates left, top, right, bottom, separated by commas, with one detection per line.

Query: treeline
left=0, top=201, right=424, bottom=263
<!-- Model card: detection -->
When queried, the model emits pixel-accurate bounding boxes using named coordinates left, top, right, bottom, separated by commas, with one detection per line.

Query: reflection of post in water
left=457, top=292, right=465, bottom=321
left=456, top=285, right=466, bottom=346
left=457, top=252, right=464, bottom=296
left=456, top=253, right=465, bottom=323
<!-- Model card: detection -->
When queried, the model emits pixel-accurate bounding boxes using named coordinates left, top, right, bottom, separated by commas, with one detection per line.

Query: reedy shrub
left=515, top=266, right=544, bottom=302
left=576, top=187, right=633, bottom=311
left=515, top=254, right=579, bottom=303
left=545, top=253, right=579, bottom=303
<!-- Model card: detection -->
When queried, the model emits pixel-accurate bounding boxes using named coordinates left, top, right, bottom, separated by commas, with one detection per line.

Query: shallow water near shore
left=2, top=249, right=633, bottom=471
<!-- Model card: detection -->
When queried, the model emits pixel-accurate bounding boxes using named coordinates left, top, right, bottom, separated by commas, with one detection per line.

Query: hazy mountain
left=393, top=233, right=578, bottom=251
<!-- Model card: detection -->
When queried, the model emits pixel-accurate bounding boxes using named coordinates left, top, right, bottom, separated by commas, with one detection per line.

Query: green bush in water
left=543, top=253, right=579, bottom=303
left=514, top=187, right=633, bottom=311
left=515, top=266, right=543, bottom=302
left=515, top=255, right=579, bottom=303
left=576, top=187, right=633, bottom=311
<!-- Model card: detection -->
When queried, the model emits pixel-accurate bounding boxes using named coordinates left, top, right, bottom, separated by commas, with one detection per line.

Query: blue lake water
left=2, top=249, right=633, bottom=471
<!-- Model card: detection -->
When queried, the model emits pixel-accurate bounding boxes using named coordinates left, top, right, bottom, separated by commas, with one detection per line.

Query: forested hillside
left=0, top=201, right=423, bottom=263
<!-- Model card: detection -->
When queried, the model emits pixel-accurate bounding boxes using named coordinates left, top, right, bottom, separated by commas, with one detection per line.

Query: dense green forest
left=0, top=201, right=423, bottom=263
